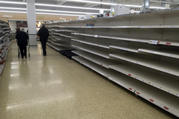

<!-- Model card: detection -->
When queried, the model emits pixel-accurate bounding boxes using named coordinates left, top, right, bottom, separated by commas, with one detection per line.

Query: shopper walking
left=16, top=28, right=29, bottom=59
left=37, top=24, right=49, bottom=56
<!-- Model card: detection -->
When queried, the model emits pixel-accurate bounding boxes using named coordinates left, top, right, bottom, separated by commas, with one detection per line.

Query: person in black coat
left=37, top=24, right=49, bottom=56
left=16, top=28, right=29, bottom=59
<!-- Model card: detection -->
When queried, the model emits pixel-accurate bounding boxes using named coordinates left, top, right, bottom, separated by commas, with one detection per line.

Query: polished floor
left=0, top=43, right=172, bottom=119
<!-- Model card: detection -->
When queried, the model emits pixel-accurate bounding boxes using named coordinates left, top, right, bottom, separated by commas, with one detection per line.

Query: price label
left=150, top=40, right=159, bottom=45
left=165, top=42, right=171, bottom=46
left=94, top=35, right=98, bottom=38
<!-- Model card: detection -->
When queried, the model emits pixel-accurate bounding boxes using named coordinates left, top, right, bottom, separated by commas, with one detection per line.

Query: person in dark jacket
left=16, top=28, right=29, bottom=59
left=37, top=24, right=49, bottom=56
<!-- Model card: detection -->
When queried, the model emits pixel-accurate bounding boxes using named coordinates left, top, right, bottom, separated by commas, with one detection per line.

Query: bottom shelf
left=72, top=56, right=179, bottom=117
left=60, top=50, right=76, bottom=59
left=48, top=43, right=76, bottom=59
left=47, top=43, right=64, bottom=51
left=73, top=56, right=109, bottom=78
left=0, top=63, right=5, bottom=75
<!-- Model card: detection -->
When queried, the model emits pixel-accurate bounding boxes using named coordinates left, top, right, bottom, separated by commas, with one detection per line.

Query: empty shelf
left=50, top=36, right=69, bottom=42
left=0, top=24, right=8, bottom=27
left=110, top=46, right=179, bottom=59
left=110, top=53, right=179, bottom=77
left=72, top=56, right=109, bottom=78
left=73, top=32, right=179, bottom=47
left=47, top=43, right=62, bottom=51
left=49, top=41, right=70, bottom=48
left=72, top=45, right=110, bottom=59
left=48, top=38, right=58, bottom=43
left=132, top=80, right=179, bottom=117
left=73, top=56, right=134, bottom=92
left=73, top=33, right=99, bottom=38
left=138, top=49, right=179, bottom=59
left=158, top=41, right=179, bottom=47
left=3, top=27, right=9, bottom=30
left=54, top=29, right=73, bottom=33
left=72, top=39, right=109, bottom=49
left=48, top=39, right=69, bottom=45
left=73, top=33, right=150, bottom=44
left=73, top=51, right=114, bottom=68
left=110, top=45, right=138, bottom=53
left=109, top=64, right=179, bottom=97
left=53, top=33, right=72, bottom=39
left=108, top=71, right=179, bottom=117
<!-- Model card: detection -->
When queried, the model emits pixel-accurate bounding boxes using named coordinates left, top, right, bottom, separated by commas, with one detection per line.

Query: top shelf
left=55, top=25, right=179, bottom=29
left=52, top=29, right=73, bottom=33
left=73, top=32, right=179, bottom=47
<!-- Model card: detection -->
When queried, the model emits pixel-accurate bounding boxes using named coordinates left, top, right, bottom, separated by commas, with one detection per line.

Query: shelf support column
left=143, top=0, right=150, bottom=12
left=26, top=0, right=37, bottom=46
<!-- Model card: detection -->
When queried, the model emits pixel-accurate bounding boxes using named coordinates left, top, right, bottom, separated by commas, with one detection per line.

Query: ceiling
left=0, top=0, right=175, bottom=21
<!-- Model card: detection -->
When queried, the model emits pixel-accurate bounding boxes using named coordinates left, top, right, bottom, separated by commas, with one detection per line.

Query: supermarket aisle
left=0, top=43, right=172, bottom=119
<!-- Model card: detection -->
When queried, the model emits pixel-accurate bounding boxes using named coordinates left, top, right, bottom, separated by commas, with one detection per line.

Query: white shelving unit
left=46, top=26, right=73, bottom=52
left=110, top=53, right=179, bottom=77
left=46, top=10, right=179, bottom=118
left=0, top=20, right=10, bottom=75
left=72, top=56, right=179, bottom=117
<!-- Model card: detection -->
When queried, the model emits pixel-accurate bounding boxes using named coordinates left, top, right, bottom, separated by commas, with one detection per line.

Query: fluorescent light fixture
left=150, top=0, right=175, bottom=4
left=123, top=4, right=142, bottom=8
left=0, top=7, right=26, bottom=11
left=36, top=9, right=99, bottom=15
left=36, top=12, right=83, bottom=16
left=67, top=0, right=167, bottom=9
left=150, top=6, right=168, bottom=9
left=0, top=10, right=84, bottom=16
left=0, top=0, right=167, bottom=12
left=0, top=1, right=26, bottom=5
left=123, top=4, right=166, bottom=9
left=0, top=1, right=109, bottom=11
left=124, top=4, right=167, bottom=9
left=0, top=10, right=26, bottom=14
left=0, top=7, right=99, bottom=15
left=67, top=0, right=118, bottom=6
left=35, top=3, right=110, bottom=11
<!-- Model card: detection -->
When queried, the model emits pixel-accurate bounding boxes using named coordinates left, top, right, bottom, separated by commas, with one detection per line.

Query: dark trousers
left=41, top=41, right=47, bottom=56
left=19, top=46, right=27, bottom=58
